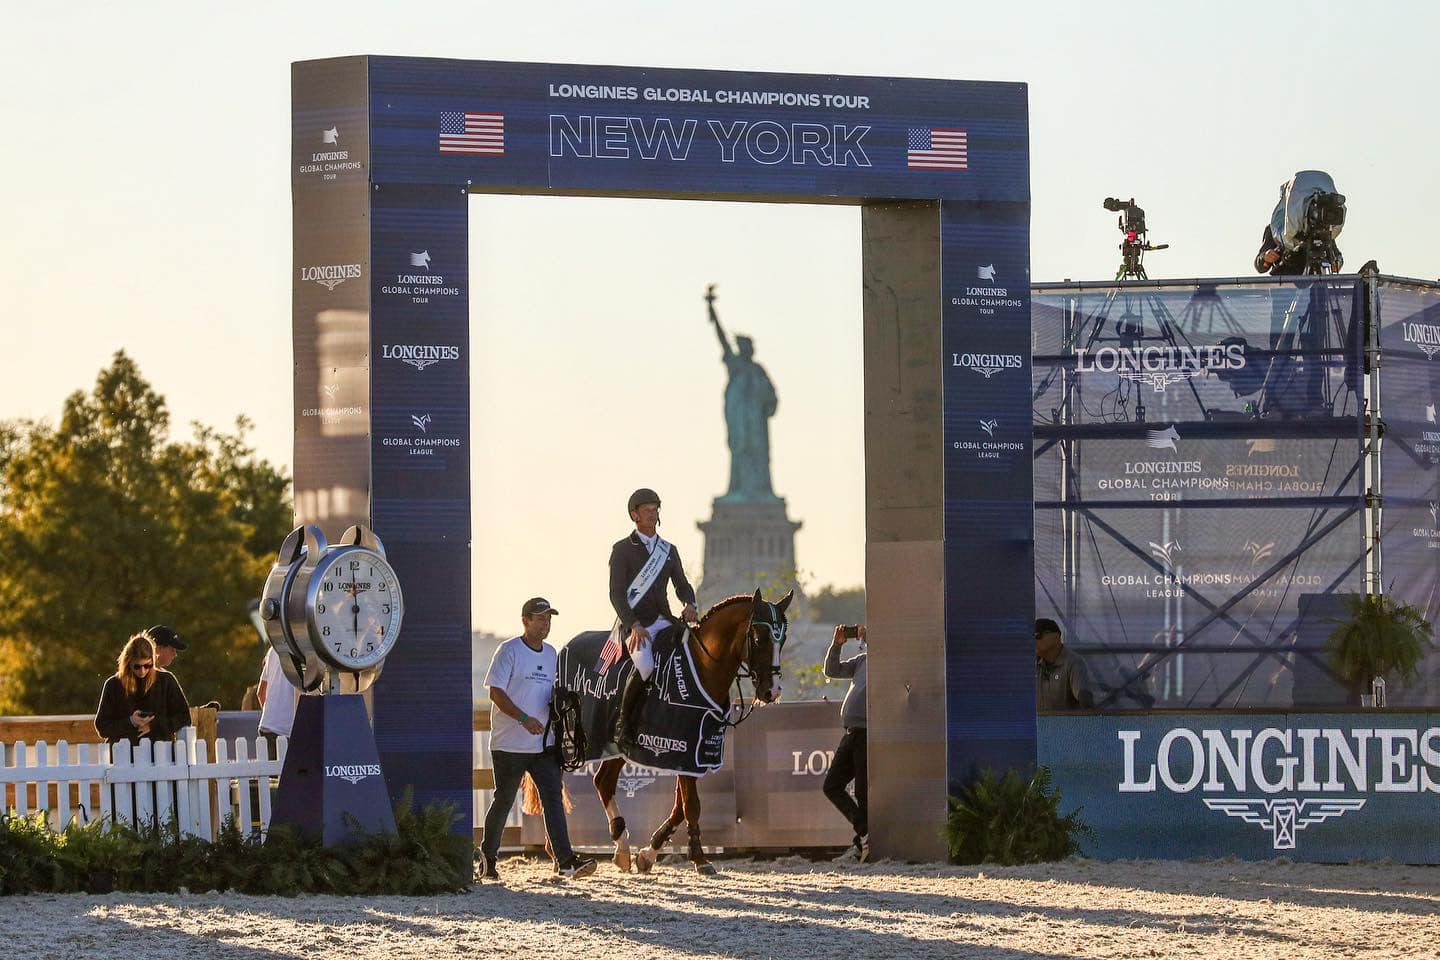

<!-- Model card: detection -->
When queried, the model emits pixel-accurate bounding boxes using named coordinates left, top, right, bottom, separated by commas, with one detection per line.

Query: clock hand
left=350, top=569, right=360, bottom=635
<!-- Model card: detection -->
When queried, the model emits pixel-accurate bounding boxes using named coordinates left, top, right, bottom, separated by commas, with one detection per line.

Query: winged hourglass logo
left=1203, top=798, right=1366, bottom=850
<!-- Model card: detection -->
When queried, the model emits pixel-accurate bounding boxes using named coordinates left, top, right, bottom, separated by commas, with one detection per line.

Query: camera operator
left=1254, top=223, right=1307, bottom=276
left=823, top=623, right=869, bottom=861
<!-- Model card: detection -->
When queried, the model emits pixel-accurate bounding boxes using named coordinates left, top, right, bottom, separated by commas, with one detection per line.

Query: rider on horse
left=610, top=487, right=698, bottom=752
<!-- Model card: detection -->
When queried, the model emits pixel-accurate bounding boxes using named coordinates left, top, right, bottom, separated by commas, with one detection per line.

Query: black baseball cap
left=146, top=624, right=188, bottom=651
left=522, top=597, right=559, bottom=617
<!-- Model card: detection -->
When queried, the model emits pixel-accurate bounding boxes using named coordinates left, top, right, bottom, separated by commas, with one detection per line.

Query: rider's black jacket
left=608, top=532, right=696, bottom=633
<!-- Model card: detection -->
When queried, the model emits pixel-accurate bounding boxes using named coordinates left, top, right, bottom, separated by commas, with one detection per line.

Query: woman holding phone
left=94, top=632, right=191, bottom=746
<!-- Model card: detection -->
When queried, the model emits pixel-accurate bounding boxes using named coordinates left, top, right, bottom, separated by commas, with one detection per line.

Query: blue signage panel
left=1041, top=712, right=1440, bottom=862
left=294, top=56, right=1032, bottom=820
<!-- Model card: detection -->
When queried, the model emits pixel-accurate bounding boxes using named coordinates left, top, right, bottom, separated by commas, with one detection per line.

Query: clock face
left=306, top=547, right=404, bottom=671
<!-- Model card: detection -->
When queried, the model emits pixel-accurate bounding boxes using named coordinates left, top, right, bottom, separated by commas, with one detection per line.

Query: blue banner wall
left=1032, top=278, right=1366, bottom=710
left=292, top=57, right=1033, bottom=827
left=1040, top=712, right=1440, bottom=862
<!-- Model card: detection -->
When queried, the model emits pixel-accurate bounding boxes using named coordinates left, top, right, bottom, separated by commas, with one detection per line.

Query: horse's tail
left=519, top=771, right=573, bottom=815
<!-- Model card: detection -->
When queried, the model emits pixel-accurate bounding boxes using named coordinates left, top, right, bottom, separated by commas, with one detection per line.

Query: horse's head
left=746, top=588, right=792, bottom=704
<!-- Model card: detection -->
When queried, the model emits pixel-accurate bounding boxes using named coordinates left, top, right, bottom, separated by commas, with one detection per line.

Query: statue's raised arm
left=706, top=284, right=734, bottom=359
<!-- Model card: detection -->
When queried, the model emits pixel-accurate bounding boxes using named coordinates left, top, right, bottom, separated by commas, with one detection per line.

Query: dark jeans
left=483, top=749, right=574, bottom=863
left=823, top=726, right=868, bottom=838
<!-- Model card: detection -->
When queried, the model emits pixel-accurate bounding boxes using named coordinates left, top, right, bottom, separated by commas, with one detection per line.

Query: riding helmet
left=628, top=488, right=661, bottom=515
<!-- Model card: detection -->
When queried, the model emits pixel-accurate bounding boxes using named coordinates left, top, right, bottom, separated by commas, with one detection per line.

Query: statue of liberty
left=706, top=285, right=779, bottom=502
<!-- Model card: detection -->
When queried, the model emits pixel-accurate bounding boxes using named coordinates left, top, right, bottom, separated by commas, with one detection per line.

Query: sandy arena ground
left=7, top=854, right=1439, bottom=959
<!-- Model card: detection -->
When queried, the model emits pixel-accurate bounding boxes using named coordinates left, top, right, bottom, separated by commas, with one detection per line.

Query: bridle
left=724, top=600, right=787, bottom=727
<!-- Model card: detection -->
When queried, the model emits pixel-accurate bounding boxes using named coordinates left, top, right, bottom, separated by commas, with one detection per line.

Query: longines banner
left=521, top=701, right=854, bottom=849
left=1031, top=279, right=1366, bottom=709
left=1378, top=281, right=1440, bottom=640
left=293, top=57, right=1031, bottom=823
left=1040, top=712, right=1440, bottom=862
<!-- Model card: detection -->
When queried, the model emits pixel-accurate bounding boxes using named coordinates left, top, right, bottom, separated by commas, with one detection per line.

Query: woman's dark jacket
left=93, top=670, right=192, bottom=745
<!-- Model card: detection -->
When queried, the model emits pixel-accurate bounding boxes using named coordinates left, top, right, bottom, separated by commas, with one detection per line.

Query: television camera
left=1266, top=171, right=1346, bottom=274
left=1103, top=196, right=1169, bottom=280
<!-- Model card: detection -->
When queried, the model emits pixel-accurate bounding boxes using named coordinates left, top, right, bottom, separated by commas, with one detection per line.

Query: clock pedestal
left=270, top=695, right=397, bottom=845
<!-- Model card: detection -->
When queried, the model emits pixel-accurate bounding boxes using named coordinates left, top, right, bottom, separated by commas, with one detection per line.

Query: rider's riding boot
left=616, top=671, right=650, bottom=750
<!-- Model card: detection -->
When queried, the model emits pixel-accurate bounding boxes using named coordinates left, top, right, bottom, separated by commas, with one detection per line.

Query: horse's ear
left=752, top=588, right=762, bottom=604
left=777, top=590, right=794, bottom=614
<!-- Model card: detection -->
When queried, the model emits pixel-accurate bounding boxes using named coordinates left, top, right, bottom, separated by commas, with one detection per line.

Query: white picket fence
left=0, top=731, right=287, bottom=839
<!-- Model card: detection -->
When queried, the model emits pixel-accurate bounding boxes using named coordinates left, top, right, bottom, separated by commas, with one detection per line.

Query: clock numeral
left=333, top=566, right=343, bottom=577
left=366, top=643, right=375, bottom=652
left=317, top=603, right=326, bottom=614
left=369, top=565, right=374, bottom=576
left=322, top=626, right=331, bottom=637
left=350, top=560, right=360, bottom=570
left=334, top=642, right=342, bottom=652
left=350, top=648, right=358, bottom=658
left=378, top=582, right=388, bottom=591
left=382, top=604, right=391, bottom=614
left=323, top=582, right=333, bottom=591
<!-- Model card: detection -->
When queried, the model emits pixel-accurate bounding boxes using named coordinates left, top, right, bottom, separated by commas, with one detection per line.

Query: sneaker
left=478, top=854, right=499, bottom=880
left=557, top=854, right=597, bottom=879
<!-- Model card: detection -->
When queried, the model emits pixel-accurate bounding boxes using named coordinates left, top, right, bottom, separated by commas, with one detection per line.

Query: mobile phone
left=842, top=625, right=860, bottom=639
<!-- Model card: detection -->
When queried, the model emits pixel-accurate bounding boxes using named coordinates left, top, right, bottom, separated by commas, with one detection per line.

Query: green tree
left=809, top=584, right=865, bottom=625
left=0, top=352, right=291, bottom=715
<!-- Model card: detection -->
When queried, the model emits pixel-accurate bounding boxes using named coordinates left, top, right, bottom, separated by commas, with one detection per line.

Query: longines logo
left=637, top=732, right=687, bottom=755
left=951, top=351, right=1024, bottom=378
left=324, top=763, right=382, bottom=785
left=381, top=344, right=460, bottom=371
left=1113, top=726, right=1440, bottom=850
left=950, top=262, right=1023, bottom=314
left=298, top=124, right=361, bottom=179
left=381, top=249, right=460, bottom=303
left=1076, top=343, right=1245, bottom=392
left=571, top=760, right=656, bottom=797
left=1403, top=321, right=1440, bottom=358
left=300, top=263, right=362, bottom=291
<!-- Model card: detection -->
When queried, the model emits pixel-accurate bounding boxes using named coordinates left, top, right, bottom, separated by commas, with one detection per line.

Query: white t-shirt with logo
left=485, top=635, right=558, bottom=754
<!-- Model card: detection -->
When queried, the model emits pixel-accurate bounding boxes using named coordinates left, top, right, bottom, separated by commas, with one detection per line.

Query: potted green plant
left=1324, top=593, right=1434, bottom=705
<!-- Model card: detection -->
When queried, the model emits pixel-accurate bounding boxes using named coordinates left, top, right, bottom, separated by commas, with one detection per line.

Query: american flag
left=907, top=128, right=968, bottom=170
left=595, top=627, right=624, bottom=675
left=439, top=111, right=504, bottom=155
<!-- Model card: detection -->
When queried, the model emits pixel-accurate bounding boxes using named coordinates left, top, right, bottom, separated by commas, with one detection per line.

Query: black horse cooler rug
left=560, top=629, right=731, bottom=776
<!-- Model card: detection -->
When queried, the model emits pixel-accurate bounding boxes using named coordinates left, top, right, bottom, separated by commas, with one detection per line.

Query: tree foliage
left=0, top=352, right=291, bottom=714
left=808, top=584, right=865, bottom=625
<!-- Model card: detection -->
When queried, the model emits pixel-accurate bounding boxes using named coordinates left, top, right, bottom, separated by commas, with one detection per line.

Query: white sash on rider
left=625, top=536, right=672, bottom=612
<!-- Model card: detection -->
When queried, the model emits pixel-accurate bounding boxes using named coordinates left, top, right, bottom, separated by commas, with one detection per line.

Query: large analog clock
left=306, top=543, right=403, bottom=672
left=260, top=524, right=405, bottom=694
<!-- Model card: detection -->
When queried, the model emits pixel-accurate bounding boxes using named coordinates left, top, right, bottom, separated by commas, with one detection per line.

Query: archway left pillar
left=291, top=56, right=473, bottom=828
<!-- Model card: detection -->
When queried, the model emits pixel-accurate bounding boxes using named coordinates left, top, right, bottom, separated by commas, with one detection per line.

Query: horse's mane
left=697, top=593, right=755, bottom=626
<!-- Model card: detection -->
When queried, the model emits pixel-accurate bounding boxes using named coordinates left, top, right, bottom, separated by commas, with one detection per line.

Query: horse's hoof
left=635, top=846, right=657, bottom=874
left=613, top=843, right=633, bottom=874
left=695, top=861, right=717, bottom=876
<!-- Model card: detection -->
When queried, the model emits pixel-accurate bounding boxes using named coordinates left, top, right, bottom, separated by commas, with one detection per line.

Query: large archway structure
left=290, top=56, right=1032, bottom=860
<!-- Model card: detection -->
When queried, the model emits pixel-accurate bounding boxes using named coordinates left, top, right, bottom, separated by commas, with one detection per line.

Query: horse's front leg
left=594, top=756, right=631, bottom=873
left=680, top=775, right=715, bottom=876
left=636, top=777, right=685, bottom=874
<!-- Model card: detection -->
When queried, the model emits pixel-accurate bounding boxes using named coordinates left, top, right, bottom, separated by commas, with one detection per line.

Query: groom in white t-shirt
left=479, top=597, right=596, bottom=881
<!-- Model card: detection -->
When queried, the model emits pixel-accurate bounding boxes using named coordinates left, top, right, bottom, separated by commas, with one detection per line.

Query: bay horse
left=589, top=588, right=790, bottom=876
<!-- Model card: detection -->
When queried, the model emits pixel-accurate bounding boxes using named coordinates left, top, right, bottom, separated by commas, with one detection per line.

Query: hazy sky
left=3, top=2, right=1437, bottom=635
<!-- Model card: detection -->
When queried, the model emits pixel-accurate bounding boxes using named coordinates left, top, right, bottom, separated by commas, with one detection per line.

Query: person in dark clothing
left=823, top=623, right=869, bottom=861
left=1254, top=225, right=1309, bottom=277
left=609, top=487, right=697, bottom=750
left=94, top=633, right=192, bottom=746
left=1035, top=618, right=1094, bottom=711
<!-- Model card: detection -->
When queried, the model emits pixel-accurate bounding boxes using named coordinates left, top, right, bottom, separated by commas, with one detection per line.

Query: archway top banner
left=295, top=56, right=1028, bottom=201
